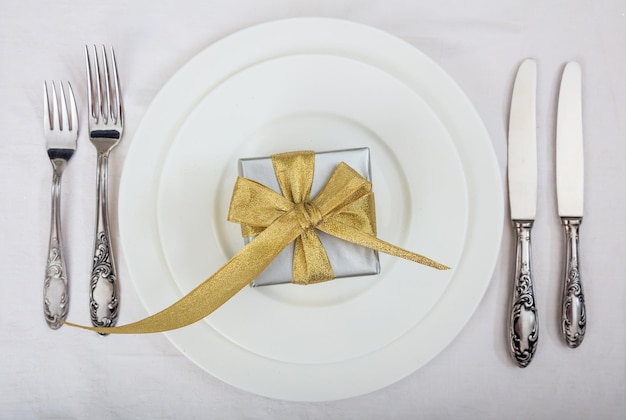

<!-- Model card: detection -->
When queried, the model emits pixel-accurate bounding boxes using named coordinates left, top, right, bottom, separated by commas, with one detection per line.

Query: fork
left=43, top=81, right=78, bottom=329
left=85, top=45, right=123, bottom=331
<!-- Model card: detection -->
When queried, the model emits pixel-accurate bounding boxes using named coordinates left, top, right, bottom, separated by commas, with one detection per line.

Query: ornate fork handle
left=90, top=152, right=119, bottom=333
left=509, top=221, right=539, bottom=367
left=44, top=171, right=70, bottom=329
left=561, top=218, right=586, bottom=348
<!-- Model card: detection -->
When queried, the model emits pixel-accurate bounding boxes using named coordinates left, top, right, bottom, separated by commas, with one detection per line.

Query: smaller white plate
left=157, top=55, right=468, bottom=365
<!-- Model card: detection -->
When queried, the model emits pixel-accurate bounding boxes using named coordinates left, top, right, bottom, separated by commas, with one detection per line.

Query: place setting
left=12, top=1, right=626, bottom=416
left=41, top=17, right=589, bottom=402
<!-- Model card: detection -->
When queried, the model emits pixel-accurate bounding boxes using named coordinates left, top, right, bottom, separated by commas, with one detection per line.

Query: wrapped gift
left=239, top=148, right=381, bottom=286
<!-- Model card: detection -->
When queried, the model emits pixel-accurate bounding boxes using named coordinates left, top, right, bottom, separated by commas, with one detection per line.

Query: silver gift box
left=238, top=148, right=381, bottom=287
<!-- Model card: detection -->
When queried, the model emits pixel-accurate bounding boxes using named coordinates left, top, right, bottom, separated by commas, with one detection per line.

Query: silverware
left=556, top=61, right=586, bottom=348
left=43, top=81, right=78, bottom=329
left=507, top=58, right=539, bottom=367
left=85, top=45, right=123, bottom=332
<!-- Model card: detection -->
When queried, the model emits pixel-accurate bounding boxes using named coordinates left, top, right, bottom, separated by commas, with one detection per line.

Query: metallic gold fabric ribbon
left=66, top=151, right=448, bottom=334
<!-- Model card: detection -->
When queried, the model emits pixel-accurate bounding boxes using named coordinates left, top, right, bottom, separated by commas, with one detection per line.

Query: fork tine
left=51, top=81, right=59, bottom=130
left=58, top=81, right=69, bottom=131
left=85, top=45, right=95, bottom=120
left=94, top=45, right=103, bottom=121
left=101, top=45, right=111, bottom=123
left=67, top=82, right=78, bottom=133
left=109, top=46, right=123, bottom=126
left=91, top=45, right=103, bottom=122
left=43, top=82, right=52, bottom=132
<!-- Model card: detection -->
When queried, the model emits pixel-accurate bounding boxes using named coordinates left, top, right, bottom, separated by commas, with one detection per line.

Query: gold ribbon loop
left=66, top=150, right=449, bottom=334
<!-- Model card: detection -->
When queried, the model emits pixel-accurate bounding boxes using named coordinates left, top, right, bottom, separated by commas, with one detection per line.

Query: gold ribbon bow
left=67, top=151, right=448, bottom=334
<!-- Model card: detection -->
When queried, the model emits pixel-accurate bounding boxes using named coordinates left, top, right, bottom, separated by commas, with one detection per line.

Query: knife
left=556, top=61, right=586, bottom=348
left=507, top=58, right=539, bottom=368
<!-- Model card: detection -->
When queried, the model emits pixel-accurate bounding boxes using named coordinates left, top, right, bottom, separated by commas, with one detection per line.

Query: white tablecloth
left=2, top=1, right=625, bottom=418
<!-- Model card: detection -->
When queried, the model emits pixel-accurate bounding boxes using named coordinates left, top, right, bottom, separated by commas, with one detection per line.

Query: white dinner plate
left=119, top=18, right=503, bottom=401
left=157, top=54, right=467, bottom=365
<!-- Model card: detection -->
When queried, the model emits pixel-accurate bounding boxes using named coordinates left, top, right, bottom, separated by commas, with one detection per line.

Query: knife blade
left=507, top=58, right=539, bottom=368
left=556, top=61, right=586, bottom=348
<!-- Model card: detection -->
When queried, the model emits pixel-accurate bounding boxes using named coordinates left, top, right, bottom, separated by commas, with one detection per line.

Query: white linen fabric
left=1, top=1, right=625, bottom=418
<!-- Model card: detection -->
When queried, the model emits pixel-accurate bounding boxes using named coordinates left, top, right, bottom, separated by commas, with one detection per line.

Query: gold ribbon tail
left=318, top=219, right=450, bottom=270
left=64, top=211, right=305, bottom=334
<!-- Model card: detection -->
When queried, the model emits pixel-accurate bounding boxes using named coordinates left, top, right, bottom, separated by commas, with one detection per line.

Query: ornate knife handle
left=44, top=173, right=70, bottom=329
left=561, top=218, right=586, bottom=348
left=509, top=221, right=539, bottom=368
left=90, top=153, right=119, bottom=334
